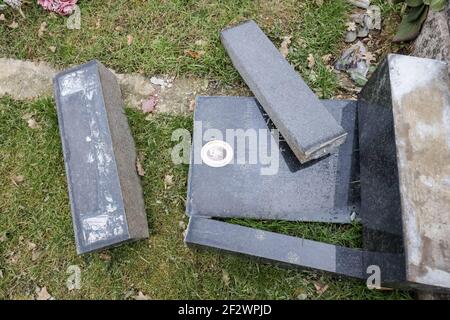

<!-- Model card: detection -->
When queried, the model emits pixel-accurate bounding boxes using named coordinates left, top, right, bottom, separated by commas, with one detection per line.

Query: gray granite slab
left=186, top=96, right=359, bottom=223
left=54, top=60, right=149, bottom=254
left=221, top=20, right=347, bottom=163
left=185, top=216, right=406, bottom=284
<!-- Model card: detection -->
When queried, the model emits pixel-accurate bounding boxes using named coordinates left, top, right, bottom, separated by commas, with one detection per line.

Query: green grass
left=1, top=0, right=352, bottom=97
left=0, top=0, right=411, bottom=299
left=0, top=97, right=412, bottom=299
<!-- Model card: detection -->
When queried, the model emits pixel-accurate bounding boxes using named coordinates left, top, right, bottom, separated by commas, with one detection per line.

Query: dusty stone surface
left=0, top=58, right=249, bottom=113
left=0, top=58, right=57, bottom=99
left=413, top=4, right=450, bottom=75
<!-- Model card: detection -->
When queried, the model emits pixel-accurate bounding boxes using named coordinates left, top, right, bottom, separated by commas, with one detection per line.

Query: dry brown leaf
left=189, top=99, right=196, bottom=112
left=36, top=286, right=52, bottom=300
left=184, top=49, right=205, bottom=59
left=8, top=21, right=18, bottom=29
left=27, top=118, right=40, bottom=129
left=164, top=175, right=174, bottom=188
left=178, top=220, right=186, bottom=230
left=195, top=39, right=207, bottom=46
left=321, top=54, right=333, bottom=64
left=27, top=241, right=37, bottom=251
left=313, top=281, right=329, bottom=295
left=49, top=46, right=57, bottom=53
left=38, top=22, right=47, bottom=38
left=99, top=251, right=111, bottom=262
left=222, top=270, right=230, bottom=286
left=0, top=14, right=6, bottom=22
left=279, top=35, right=292, bottom=58
left=11, top=175, right=24, bottom=186
left=362, top=51, right=376, bottom=64
left=31, top=250, right=41, bottom=262
left=134, top=291, right=151, bottom=300
left=307, top=53, right=315, bottom=69
left=127, top=34, right=133, bottom=46
left=8, top=251, right=19, bottom=264
left=95, top=18, right=101, bottom=29
left=136, top=157, right=145, bottom=177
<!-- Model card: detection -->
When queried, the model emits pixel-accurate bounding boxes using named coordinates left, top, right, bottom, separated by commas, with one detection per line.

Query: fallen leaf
left=141, top=96, right=157, bottom=113
left=321, top=54, right=333, bottom=64
left=297, top=293, right=308, bottom=300
left=362, top=51, right=376, bottom=64
left=313, top=281, right=329, bottom=295
left=27, top=241, right=37, bottom=251
left=0, top=232, right=6, bottom=242
left=194, top=39, right=207, bottom=46
left=222, top=270, right=230, bottom=286
left=184, top=49, right=205, bottom=59
left=32, top=250, right=41, bottom=262
left=134, top=291, right=151, bottom=300
left=95, top=18, right=101, bottom=29
left=49, top=46, right=57, bottom=53
left=99, top=251, right=111, bottom=262
left=136, top=157, right=145, bottom=177
left=189, top=99, right=195, bottom=112
left=8, top=21, right=18, bottom=29
left=279, top=35, right=292, bottom=58
left=0, top=270, right=3, bottom=278
left=0, top=14, right=6, bottom=21
left=27, top=118, right=40, bottom=129
left=315, top=0, right=324, bottom=6
left=308, top=70, right=318, bottom=82
left=36, top=286, right=52, bottom=300
left=164, top=175, right=173, bottom=188
left=127, top=34, right=133, bottom=46
left=178, top=220, right=186, bottom=230
left=8, top=252, right=19, bottom=264
left=307, top=53, right=315, bottom=69
left=38, top=22, right=47, bottom=38
left=115, top=26, right=123, bottom=31
left=11, top=175, right=24, bottom=186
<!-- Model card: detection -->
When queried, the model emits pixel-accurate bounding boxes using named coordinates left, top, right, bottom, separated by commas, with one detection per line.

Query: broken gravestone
left=187, top=96, right=359, bottom=223
left=358, top=54, right=450, bottom=291
left=186, top=54, right=450, bottom=292
left=54, top=60, right=149, bottom=254
left=221, top=20, right=347, bottom=164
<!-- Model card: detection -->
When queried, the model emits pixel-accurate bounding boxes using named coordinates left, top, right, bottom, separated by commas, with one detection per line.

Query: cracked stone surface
left=0, top=58, right=249, bottom=113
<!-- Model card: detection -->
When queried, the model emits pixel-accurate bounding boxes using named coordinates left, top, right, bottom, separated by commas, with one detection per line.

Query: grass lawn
left=0, top=0, right=412, bottom=299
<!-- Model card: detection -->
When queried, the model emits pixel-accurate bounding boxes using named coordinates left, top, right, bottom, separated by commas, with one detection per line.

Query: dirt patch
left=0, top=58, right=249, bottom=113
